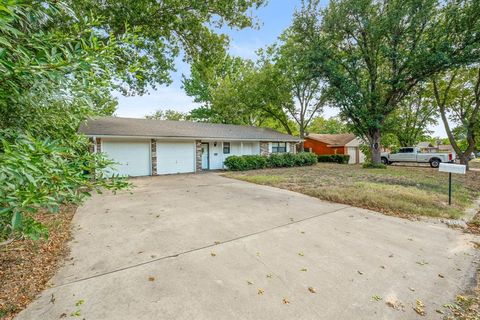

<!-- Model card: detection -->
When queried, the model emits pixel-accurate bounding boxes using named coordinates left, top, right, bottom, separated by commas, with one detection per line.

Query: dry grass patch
left=225, top=163, right=480, bottom=219
left=0, top=205, right=76, bottom=320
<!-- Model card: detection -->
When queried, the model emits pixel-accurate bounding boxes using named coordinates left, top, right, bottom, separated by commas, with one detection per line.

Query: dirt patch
left=0, top=205, right=76, bottom=319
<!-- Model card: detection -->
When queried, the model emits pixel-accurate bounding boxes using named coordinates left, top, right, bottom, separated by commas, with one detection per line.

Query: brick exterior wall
left=151, top=139, right=157, bottom=175
left=195, top=140, right=202, bottom=172
left=95, top=137, right=101, bottom=153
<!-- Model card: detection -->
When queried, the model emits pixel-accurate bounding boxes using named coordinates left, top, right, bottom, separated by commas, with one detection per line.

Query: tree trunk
left=370, top=129, right=382, bottom=164
left=459, top=153, right=471, bottom=170
left=299, top=127, right=305, bottom=152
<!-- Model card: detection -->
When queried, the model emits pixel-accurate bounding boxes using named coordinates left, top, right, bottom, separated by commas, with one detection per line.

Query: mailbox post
left=438, top=163, right=467, bottom=205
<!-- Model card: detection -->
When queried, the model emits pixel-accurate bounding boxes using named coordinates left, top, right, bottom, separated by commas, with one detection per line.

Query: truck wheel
left=381, top=157, right=389, bottom=165
left=430, top=158, right=441, bottom=168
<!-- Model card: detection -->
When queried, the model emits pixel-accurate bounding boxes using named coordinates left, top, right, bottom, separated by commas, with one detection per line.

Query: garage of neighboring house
left=304, top=133, right=366, bottom=164
left=80, top=117, right=301, bottom=177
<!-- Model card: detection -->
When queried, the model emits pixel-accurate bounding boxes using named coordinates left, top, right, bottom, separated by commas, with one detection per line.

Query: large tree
left=384, top=86, right=438, bottom=147
left=432, top=67, right=480, bottom=168
left=270, top=18, right=327, bottom=150
left=299, top=0, right=480, bottom=164
left=69, top=0, right=266, bottom=95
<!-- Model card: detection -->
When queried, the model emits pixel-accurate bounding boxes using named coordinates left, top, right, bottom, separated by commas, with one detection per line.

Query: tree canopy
left=299, top=0, right=480, bottom=163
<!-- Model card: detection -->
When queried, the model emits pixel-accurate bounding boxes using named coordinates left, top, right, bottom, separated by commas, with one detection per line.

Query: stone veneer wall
left=151, top=139, right=157, bottom=175
left=290, top=142, right=297, bottom=154
left=95, top=137, right=101, bottom=153
left=195, top=140, right=202, bottom=172
left=260, top=141, right=269, bottom=156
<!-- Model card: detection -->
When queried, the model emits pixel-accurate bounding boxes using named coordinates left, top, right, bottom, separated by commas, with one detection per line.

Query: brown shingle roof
left=79, top=117, right=302, bottom=142
left=305, top=133, right=356, bottom=146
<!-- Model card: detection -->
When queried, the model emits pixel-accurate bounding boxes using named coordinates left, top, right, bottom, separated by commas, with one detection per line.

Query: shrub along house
left=304, top=133, right=366, bottom=164
left=79, top=117, right=301, bottom=176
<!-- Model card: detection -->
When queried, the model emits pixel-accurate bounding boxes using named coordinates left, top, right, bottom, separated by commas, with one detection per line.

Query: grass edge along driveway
left=224, top=163, right=480, bottom=220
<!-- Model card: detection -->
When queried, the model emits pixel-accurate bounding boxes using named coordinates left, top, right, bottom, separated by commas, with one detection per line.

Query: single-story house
left=303, top=133, right=366, bottom=164
left=79, top=117, right=301, bottom=176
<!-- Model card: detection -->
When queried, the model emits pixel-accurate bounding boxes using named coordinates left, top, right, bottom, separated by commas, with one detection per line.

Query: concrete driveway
left=17, top=174, right=478, bottom=320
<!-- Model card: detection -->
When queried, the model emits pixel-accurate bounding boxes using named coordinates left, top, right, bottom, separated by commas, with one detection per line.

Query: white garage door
left=347, top=147, right=357, bottom=164
left=157, top=141, right=195, bottom=175
left=102, top=141, right=151, bottom=177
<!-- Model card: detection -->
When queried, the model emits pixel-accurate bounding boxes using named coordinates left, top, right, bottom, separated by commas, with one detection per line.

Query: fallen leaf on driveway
left=247, top=280, right=253, bottom=285
left=438, top=273, right=445, bottom=278
left=282, top=298, right=290, bottom=304
left=298, top=252, right=304, bottom=256
left=308, top=287, right=316, bottom=293
left=385, top=298, right=404, bottom=310
left=148, top=276, right=155, bottom=281
left=258, top=289, right=264, bottom=295
left=416, top=260, right=428, bottom=266
left=409, top=287, right=415, bottom=292
left=413, top=299, right=426, bottom=316
left=371, top=295, right=382, bottom=302
left=214, top=241, right=220, bottom=245
left=210, top=252, right=216, bottom=257
left=300, top=268, right=307, bottom=272
left=266, top=273, right=273, bottom=278
left=357, top=270, right=364, bottom=275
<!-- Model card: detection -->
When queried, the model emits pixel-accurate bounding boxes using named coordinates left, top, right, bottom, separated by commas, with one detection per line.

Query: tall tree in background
left=69, top=0, right=267, bottom=95
left=299, top=0, right=480, bottom=164
left=384, top=87, right=438, bottom=147
left=146, top=109, right=188, bottom=121
left=432, top=67, right=480, bottom=168
left=270, top=15, right=327, bottom=150
left=307, top=116, right=348, bottom=134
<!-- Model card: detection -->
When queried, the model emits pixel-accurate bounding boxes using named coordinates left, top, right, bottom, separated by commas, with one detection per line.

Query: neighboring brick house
left=79, top=117, right=301, bottom=176
left=304, top=133, right=366, bottom=164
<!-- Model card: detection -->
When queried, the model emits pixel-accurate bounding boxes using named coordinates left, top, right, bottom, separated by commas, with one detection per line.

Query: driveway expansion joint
left=53, top=205, right=351, bottom=288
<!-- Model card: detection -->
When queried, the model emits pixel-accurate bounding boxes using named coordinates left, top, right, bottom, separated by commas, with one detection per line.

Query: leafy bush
left=224, top=155, right=268, bottom=171
left=317, top=154, right=350, bottom=164
left=362, top=163, right=387, bottom=169
left=224, top=152, right=317, bottom=171
left=0, top=131, right=129, bottom=242
left=293, top=152, right=318, bottom=166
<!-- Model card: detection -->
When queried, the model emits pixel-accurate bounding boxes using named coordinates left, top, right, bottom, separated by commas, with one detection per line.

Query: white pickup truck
left=381, top=147, right=454, bottom=168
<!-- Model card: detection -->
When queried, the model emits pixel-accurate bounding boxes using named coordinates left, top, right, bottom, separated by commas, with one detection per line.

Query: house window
left=223, top=142, right=230, bottom=154
left=272, top=142, right=287, bottom=153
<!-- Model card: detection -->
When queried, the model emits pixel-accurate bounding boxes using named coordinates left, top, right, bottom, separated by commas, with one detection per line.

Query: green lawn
left=224, top=163, right=480, bottom=219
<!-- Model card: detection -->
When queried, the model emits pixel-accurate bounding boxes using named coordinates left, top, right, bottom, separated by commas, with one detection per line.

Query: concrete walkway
left=17, top=174, right=478, bottom=320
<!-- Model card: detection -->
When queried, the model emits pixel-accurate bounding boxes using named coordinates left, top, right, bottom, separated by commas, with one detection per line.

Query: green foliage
left=362, top=163, right=387, bottom=169
left=224, top=152, right=317, bottom=171
left=224, top=155, right=268, bottom=171
left=431, top=67, right=480, bottom=165
left=307, top=116, right=348, bottom=134
left=298, top=0, right=480, bottom=163
left=146, top=109, right=187, bottom=121
left=384, top=86, right=438, bottom=147
left=0, top=131, right=128, bottom=241
left=317, top=154, right=350, bottom=164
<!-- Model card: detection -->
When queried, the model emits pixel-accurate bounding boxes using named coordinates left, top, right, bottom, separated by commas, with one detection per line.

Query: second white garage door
left=157, top=141, right=195, bottom=174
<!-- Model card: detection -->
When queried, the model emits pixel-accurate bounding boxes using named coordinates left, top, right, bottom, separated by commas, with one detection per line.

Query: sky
left=113, top=0, right=447, bottom=138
